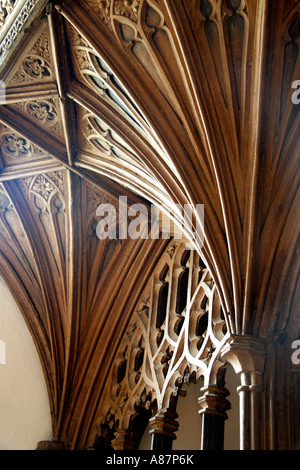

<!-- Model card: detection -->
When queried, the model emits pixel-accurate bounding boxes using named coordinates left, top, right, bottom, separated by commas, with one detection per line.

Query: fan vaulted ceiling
left=0, top=0, right=298, bottom=449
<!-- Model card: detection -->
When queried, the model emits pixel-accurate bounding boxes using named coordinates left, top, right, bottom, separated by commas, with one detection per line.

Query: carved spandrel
left=8, top=23, right=53, bottom=85
left=8, top=99, right=64, bottom=142
left=0, top=121, right=57, bottom=168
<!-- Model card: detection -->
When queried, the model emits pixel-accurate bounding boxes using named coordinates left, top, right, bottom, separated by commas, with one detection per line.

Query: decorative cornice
left=0, top=0, right=47, bottom=63
left=0, top=0, right=18, bottom=32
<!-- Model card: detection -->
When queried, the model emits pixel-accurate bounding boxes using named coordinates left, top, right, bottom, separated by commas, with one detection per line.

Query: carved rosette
left=8, top=99, right=63, bottom=142
left=1, top=132, right=33, bottom=159
left=0, top=123, right=53, bottom=165
left=9, top=24, right=53, bottom=85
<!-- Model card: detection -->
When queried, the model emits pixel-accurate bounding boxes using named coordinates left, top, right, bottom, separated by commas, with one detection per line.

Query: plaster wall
left=0, top=276, right=53, bottom=450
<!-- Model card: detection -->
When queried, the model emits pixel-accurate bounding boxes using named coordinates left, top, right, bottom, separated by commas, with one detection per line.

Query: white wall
left=0, top=276, right=53, bottom=450
left=174, top=383, right=203, bottom=450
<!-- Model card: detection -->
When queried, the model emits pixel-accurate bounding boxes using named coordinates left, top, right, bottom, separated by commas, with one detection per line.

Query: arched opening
left=156, top=264, right=169, bottom=330
left=176, top=268, right=189, bottom=314
left=117, top=358, right=127, bottom=384
left=175, top=250, right=190, bottom=315
left=156, top=282, right=169, bottom=329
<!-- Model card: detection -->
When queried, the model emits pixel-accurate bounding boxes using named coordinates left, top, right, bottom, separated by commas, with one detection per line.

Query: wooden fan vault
left=0, top=0, right=298, bottom=450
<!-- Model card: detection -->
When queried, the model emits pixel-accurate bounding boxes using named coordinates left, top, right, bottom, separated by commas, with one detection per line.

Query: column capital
left=111, top=429, right=139, bottom=450
left=198, top=385, right=231, bottom=419
left=149, top=409, right=179, bottom=441
left=221, top=336, right=265, bottom=450
left=221, top=335, right=266, bottom=377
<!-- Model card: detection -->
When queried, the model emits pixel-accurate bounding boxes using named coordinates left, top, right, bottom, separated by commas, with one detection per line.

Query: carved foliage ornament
left=32, top=174, right=56, bottom=203
left=89, top=0, right=141, bottom=25
left=17, top=171, right=64, bottom=206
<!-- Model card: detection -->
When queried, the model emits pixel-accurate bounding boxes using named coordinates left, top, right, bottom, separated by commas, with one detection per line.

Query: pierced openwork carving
left=98, top=241, right=229, bottom=436
left=67, top=22, right=148, bottom=130
left=79, top=107, right=146, bottom=170
left=0, top=0, right=297, bottom=452
left=0, top=0, right=41, bottom=59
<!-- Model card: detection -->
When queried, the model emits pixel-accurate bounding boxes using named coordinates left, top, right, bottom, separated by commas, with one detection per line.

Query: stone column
left=221, top=335, right=266, bottom=450
left=198, top=385, right=231, bottom=450
left=149, top=409, right=179, bottom=450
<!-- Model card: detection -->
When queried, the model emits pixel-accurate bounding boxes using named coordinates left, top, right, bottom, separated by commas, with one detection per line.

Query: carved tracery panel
left=97, top=240, right=229, bottom=442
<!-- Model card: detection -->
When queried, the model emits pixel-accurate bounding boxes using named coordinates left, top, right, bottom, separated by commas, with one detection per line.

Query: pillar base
left=36, top=440, right=64, bottom=450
